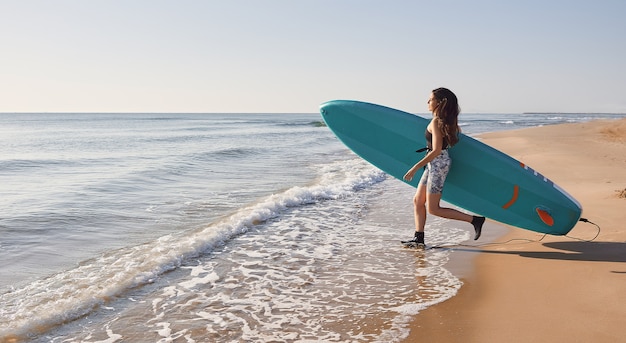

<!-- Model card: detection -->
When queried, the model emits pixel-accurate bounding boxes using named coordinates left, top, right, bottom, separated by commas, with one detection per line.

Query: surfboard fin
left=536, top=207, right=554, bottom=226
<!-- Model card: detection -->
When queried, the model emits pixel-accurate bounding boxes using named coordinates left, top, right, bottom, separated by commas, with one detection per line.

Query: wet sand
left=403, top=118, right=626, bottom=342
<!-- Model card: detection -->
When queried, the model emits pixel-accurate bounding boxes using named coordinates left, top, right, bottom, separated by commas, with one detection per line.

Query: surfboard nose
left=319, top=102, right=334, bottom=120
left=319, top=101, right=337, bottom=124
left=320, top=100, right=346, bottom=115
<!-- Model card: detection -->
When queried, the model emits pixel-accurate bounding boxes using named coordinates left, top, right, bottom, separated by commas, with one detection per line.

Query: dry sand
left=403, top=118, right=626, bottom=342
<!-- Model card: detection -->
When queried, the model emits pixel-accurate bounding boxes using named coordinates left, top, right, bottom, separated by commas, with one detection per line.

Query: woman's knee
left=413, top=193, right=425, bottom=207
left=426, top=202, right=442, bottom=215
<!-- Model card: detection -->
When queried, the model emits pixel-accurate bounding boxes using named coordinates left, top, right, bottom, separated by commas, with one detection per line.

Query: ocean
left=1, top=111, right=623, bottom=342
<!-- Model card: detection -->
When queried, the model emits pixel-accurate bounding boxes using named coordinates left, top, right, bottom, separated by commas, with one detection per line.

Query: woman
left=402, top=88, right=485, bottom=247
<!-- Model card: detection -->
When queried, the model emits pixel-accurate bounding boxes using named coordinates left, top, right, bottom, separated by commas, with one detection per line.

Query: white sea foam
left=0, top=158, right=385, bottom=341
left=34, top=185, right=467, bottom=343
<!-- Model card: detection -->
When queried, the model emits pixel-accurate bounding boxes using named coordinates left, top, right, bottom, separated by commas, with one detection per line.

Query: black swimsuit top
left=425, top=129, right=449, bottom=150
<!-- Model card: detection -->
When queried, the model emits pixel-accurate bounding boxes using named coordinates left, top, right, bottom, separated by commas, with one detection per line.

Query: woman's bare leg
left=413, top=183, right=428, bottom=232
left=426, top=192, right=485, bottom=240
left=426, top=192, right=472, bottom=222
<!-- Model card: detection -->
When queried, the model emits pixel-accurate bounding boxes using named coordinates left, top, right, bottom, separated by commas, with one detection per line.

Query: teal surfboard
left=320, top=100, right=582, bottom=235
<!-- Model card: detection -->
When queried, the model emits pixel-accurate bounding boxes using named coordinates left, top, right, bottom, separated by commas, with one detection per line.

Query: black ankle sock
left=471, top=216, right=485, bottom=240
left=414, top=231, right=425, bottom=244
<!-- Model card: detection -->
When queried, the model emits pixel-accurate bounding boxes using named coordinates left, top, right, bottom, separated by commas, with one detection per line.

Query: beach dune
left=404, top=118, right=626, bottom=342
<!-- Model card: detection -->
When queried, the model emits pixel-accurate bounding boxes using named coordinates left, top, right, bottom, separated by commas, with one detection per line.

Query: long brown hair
left=432, top=87, right=460, bottom=147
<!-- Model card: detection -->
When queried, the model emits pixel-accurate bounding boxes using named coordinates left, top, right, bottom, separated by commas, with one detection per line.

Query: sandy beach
left=404, top=118, right=626, bottom=342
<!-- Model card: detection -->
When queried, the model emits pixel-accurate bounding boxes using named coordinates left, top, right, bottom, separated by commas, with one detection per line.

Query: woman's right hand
left=403, top=169, right=416, bottom=182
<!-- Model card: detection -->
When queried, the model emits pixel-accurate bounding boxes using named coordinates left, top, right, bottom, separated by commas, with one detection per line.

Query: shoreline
left=440, top=220, right=511, bottom=280
left=402, top=118, right=626, bottom=342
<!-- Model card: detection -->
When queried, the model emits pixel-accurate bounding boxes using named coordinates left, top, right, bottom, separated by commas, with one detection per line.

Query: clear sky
left=1, top=0, right=625, bottom=114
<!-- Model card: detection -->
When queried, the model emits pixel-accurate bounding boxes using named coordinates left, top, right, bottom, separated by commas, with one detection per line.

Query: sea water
left=0, top=111, right=623, bottom=342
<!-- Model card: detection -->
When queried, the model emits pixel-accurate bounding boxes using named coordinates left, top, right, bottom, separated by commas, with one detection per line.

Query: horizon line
left=1, top=111, right=625, bottom=115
